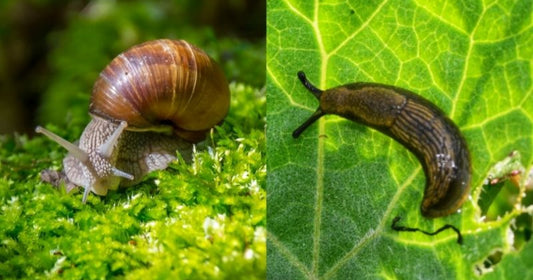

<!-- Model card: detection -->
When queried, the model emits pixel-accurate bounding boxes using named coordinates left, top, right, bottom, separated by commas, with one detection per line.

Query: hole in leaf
left=478, top=180, right=519, bottom=221
left=474, top=249, right=503, bottom=276
left=511, top=212, right=532, bottom=251
left=478, top=151, right=525, bottom=221
left=525, top=166, right=533, bottom=191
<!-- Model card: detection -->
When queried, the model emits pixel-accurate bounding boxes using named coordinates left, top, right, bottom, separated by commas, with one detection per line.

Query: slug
left=293, top=71, right=471, bottom=218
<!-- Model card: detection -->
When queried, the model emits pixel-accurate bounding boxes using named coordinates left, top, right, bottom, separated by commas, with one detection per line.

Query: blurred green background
left=0, top=1, right=266, bottom=279
left=0, top=0, right=265, bottom=134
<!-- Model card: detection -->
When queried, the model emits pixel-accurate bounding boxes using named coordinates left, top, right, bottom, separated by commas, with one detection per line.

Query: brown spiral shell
left=89, top=39, right=230, bottom=142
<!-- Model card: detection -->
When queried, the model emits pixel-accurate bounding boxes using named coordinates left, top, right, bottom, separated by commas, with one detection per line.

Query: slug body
left=293, top=71, right=470, bottom=218
left=36, top=39, right=230, bottom=202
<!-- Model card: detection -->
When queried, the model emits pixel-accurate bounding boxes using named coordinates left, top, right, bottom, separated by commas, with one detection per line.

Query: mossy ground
left=0, top=83, right=265, bottom=279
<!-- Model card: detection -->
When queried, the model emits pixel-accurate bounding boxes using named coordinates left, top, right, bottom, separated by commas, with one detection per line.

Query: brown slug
left=293, top=71, right=471, bottom=218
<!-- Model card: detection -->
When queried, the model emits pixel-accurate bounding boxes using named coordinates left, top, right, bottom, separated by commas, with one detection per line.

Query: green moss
left=1, top=1, right=265, bottom=278
left=0, top=82, right=265, bottom=279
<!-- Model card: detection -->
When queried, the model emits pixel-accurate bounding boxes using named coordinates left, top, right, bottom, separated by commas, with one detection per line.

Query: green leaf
left=267, top=0, right=533, bottom=279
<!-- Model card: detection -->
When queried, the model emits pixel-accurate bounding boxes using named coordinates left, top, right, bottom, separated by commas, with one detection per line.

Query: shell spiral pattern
left=90, top=39, right=230, bottom=142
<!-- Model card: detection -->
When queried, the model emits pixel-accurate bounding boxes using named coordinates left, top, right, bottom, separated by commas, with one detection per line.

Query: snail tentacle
left=110, top=167, right=134, bottom=180
left=35, top=126, right=89, bottom=163
left=82, top=183, right=91, bottom=203
left=98, top=121, right=128, bottom=158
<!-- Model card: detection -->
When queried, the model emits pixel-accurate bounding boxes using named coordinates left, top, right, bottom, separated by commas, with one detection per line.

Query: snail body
left=37, top=39, right=230, bottom=202
left=293, top=71, right=470, bottom=218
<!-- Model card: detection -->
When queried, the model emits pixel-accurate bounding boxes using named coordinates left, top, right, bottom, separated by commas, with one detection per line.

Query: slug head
left=293, top=71, right=408, bottom=138
left=292, top=71, right=326, bottom=138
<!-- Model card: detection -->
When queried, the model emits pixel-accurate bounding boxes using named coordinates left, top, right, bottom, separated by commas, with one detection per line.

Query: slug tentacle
left=293, top=71, right=471, bottom=218
left=292, top=109, right=325, bottom=138
left=297, top=71, right=323, bottom=98
left=292, top=71, right=325, bottom=138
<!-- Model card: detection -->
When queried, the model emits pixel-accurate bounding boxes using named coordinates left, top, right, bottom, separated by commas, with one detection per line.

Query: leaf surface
left=267, top=0, right=533, bottom=278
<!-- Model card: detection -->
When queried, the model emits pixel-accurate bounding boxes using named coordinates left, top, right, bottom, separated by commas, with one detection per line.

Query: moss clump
left=0, top=83, right=265, bottom=279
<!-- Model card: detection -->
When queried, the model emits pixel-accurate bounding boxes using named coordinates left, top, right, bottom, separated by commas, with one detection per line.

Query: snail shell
left=90, top=39, right=230, bottom=142
left=36, top=39, right=230, bottom=202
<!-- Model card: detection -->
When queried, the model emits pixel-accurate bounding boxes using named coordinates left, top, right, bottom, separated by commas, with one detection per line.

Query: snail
left=293, top=71, right=471, bottom=243
left=36, top=39, right=230, bottom=202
